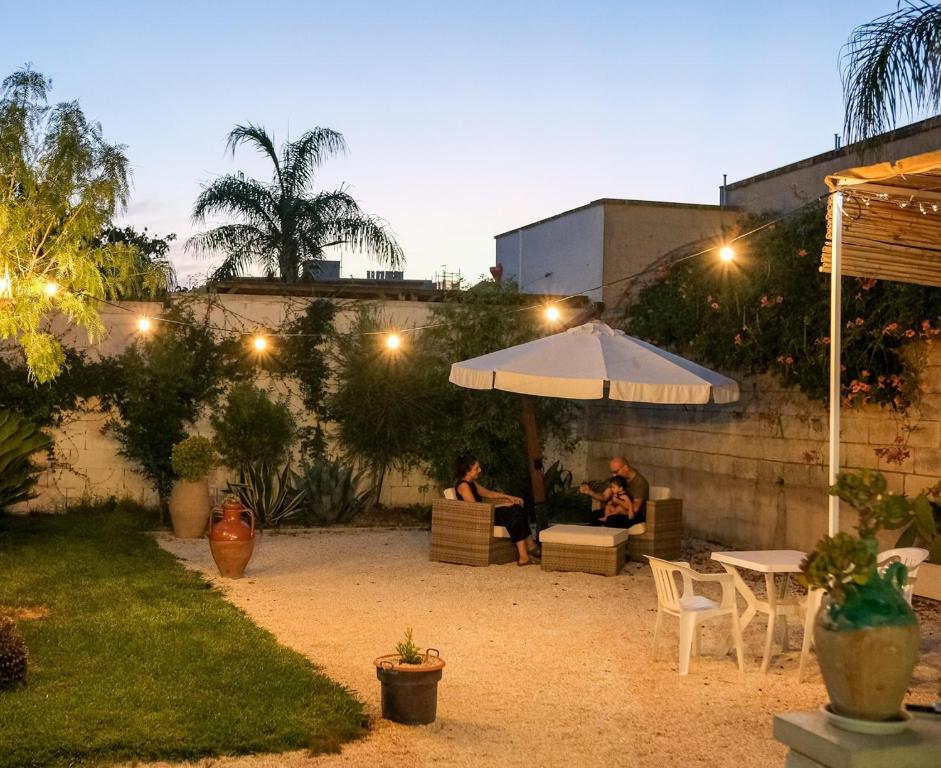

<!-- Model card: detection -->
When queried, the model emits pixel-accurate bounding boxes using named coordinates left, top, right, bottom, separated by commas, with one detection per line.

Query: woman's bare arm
left=456, top=481, right=477, bottom=503
left=475, top=484, right=522, bottom=506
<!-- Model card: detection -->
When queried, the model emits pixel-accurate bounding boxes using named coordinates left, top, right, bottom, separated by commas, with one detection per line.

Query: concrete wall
left=600, top=201, right=740, bottom=309
left=27, top=293, right=438, bottom=511
left=725, top=116, right=941, bottom=214
left=575, top=347, right=941, bottom=552
left=495, top=203, right=604, bottom=301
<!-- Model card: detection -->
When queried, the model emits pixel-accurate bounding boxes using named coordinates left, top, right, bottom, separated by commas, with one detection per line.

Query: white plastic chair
left=877, top=547, right=929, bottom=604
left=647, top=556, right=745, bottom=675
left=798, top=546, right=930, bottom=682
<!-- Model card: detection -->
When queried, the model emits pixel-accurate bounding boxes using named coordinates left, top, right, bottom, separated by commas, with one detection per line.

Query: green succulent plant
left=297, top=458, right=372, bottom=525
left=228, top=462, right=304, bottom=528
left=0, top=409, right=52, bottom=512
left=170, top=435, right=217, bottom=482
left=0, top=615, right=28, bottom=689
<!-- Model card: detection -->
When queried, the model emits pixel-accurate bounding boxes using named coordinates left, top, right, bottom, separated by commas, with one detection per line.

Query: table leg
left=761, top=572, right=777, bottom=673
left=717, top=564, right=759, bottom=658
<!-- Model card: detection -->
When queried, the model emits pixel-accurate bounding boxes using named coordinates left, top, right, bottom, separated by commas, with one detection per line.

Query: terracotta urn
left=814, top=573, right=920, bottom=721
left=374, top=650, right=445, bottom=725
left=168, top=478, right=211, bottom=538
left=208, top=499, right=255, bottom=579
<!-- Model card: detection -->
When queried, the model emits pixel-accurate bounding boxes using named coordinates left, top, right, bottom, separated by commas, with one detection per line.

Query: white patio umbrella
left=449, top=320, right=739, bottom=502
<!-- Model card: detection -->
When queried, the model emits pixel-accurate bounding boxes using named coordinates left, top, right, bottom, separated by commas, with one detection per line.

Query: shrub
left=170, top=436, right=217, bottom=482
left=0, top=410, right=51, bottom=513
left=297, top=458, right=372, bottom=525
left=212, top=383, right=296, bottom=470
left=395, top=628, right=423, bottom=665
left=0, top=616, right=27, bottom=689
left=228, top=462, right=304, bottom=527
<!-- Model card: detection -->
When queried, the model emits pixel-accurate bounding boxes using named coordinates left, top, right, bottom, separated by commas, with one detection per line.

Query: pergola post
left=828, top=191, right=843, bottom=536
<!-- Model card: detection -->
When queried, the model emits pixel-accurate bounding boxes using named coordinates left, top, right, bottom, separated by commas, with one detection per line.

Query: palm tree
left=188, top=124, right=403, bottom=282
left=843, top=1, right=941, bottom=142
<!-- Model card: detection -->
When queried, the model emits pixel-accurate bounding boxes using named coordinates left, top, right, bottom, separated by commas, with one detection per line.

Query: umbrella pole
left=520, top=396, right=546, bottom=508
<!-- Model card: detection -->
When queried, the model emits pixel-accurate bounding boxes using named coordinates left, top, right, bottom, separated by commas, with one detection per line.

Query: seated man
left=578, top=456, right=649, bottom=528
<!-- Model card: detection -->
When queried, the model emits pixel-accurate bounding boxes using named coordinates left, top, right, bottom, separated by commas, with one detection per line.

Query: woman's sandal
left=517, top=559, right=538, bottom=566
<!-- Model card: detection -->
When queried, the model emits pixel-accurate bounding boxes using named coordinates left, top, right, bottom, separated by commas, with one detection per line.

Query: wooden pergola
left=820, top=148, right=941, bottom=534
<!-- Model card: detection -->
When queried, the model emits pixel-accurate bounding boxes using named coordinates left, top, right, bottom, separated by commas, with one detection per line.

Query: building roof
left=726, top=114, right=941, bottom=191
left=494, top=197, right=734, bottom=239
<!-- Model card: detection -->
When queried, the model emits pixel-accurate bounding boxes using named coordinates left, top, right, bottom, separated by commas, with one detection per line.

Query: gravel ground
left=147, top=529, right=941, bottom=768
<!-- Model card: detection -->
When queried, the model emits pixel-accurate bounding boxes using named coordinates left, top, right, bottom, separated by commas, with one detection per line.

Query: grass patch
left=0, top=502, right=364, bottom=767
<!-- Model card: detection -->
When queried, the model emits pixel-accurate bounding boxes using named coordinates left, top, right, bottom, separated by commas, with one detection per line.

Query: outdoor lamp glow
left=719, top=245, right=735, bottom=262
left=137, top=317, right=152, bottom=332
left=545, top=305, right=561, bottom=322
left=44, top=281, right=59, bottom=297
left=252, top=334, right=268, bottom=352
left=386, top=332, right=402, bottom=350
left=0, top=272, right=11, bottom=297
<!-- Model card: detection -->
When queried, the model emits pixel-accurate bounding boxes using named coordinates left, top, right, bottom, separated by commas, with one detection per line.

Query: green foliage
left=0, top=68, right=163, bottom=382
left=800, top=532, right=876, bottom=603
left=228, top=462, right=305, bottom=528
left=0, top=615, right=27, bottom=690
left=842, top=1, right=941, bottom=142
left=170, top=436, right=217, bottom=482
left=395, top=628, right=423, bottom=665
left=543, top=460, right=586, bottom=523
left=415, top=280, right=579, bottom=496
left=327, top=305, right=434, bottom=501
left=278, top=299, right=336, bottom=460
left=627, top=203, right=941, bottom=411
left=296, top=457, right=372, bottom=525
left=99, top=226, right=177, bottom=297
left=212, top=382, right=296, bottom=470
left=0, top=409, right=51, bottom=512
left=0, top=506, right=364, bottom=766
left=188, top=123, right=403, bottom=282
left=109, top=304, right=236, bottom=507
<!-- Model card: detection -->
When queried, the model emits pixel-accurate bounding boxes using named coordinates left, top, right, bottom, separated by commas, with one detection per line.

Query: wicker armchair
left=430, top=495, right=517, bottom=566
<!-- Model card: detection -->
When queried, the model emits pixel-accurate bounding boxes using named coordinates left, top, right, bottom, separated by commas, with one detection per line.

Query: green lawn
left=0, top=504, right=364, bottom=768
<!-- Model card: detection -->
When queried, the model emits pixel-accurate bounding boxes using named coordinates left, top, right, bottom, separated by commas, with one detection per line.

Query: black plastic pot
left=374, top=650, right=445, bottom=725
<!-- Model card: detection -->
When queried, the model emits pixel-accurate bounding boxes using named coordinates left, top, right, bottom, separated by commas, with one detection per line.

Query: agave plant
left=298, top=457, right=372, bottom=525
left=228, top=462, right=304, bottom=527
left=0, top=410, right=52, bottom=512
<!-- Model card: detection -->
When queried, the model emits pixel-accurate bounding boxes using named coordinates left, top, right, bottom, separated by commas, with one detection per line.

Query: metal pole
left=828, top=192, right=843, bottom=536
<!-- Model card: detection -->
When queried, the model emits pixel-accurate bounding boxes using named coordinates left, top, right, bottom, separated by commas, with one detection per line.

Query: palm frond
left=187, top=223, right=273, bottom=280
left=282, top=128, right=347, bottom=193
left=191, top=175, right=279, bottom=228
left=226, top=123, right=283, bottom=186
left=321, top=213, right=404, bottom=269
left=843, top=1, right=941, bottom=141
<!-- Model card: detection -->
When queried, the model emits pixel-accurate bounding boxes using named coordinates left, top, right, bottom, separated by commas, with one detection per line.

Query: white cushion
left=442, top=488, right=457, bottom=500
left=493, top=526, right=510, bottom=539
left=540, top=524, right=629, bottom=547
left=649, top=486, right=671, bottom=501
left=626, top=522, right=647, bottom=535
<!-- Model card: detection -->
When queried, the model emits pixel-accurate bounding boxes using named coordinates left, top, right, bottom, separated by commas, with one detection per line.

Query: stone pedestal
left=773, top=711, right=941, bottom=767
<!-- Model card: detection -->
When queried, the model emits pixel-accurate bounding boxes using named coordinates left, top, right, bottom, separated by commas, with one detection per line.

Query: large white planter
left=168, top=478, right=211, bottom=538
left=913, top=561, right=941, bottom=602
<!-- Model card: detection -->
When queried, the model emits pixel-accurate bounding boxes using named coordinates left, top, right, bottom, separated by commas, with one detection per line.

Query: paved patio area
left=153, top=529, right=941, bottom=768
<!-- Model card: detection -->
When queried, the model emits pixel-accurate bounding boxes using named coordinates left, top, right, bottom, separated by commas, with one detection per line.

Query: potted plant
left=168, top=436, right=216, bottom=538
left=374, top=628, right=445, bottom=725
left=801, top=471, right=920, bottom=724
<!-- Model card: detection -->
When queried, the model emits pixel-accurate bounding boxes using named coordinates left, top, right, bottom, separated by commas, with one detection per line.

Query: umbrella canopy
left=449, top=321, right=739, bottom=405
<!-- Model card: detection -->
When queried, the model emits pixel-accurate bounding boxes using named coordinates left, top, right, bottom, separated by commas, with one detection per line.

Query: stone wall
left=577, top=346, right=941, bottom=552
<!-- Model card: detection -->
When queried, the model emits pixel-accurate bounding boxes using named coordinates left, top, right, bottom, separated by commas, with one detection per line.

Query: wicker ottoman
left=539, top=525, right=633, bottom=576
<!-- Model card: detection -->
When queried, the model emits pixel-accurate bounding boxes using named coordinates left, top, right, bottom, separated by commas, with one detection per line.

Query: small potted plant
left=374, top=628, right=445, bottom=725
left=801, top=471, right=920, bottom=725
left=168, top=436, right=217, bottom=538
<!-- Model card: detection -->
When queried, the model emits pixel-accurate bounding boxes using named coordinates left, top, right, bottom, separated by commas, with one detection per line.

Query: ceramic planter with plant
left=801, top=471, right=920, bottom=724
left=168, top=436, right=217, bottom=538
left=374, top=628, right=445, bottom=725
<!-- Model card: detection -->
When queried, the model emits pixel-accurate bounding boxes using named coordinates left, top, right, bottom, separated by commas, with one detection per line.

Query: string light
left=0, top=272, right=10, bottom=297
left=137, top=317, right=152, bottom=333
left=386, top=332, right=402, bottom=351
left=719, top=245, right=735, bottom=263
left=545, top=305, right=561, bottom=322
left=252, top=334, right=268, bottom=352
left=44, top=281, right=59, bottom=297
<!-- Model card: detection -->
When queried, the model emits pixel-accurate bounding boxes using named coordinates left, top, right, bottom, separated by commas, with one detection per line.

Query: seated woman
left=454, top=453, right=540, bottom=566
left=590, top=475, right=646, bottom=529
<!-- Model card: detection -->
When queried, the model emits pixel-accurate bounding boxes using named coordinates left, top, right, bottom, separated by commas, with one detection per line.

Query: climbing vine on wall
left=625, top=202, right=941, bottom=412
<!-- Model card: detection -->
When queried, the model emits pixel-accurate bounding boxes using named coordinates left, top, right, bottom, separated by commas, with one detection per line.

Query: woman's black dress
left=455, top=480, right=530, bottom=543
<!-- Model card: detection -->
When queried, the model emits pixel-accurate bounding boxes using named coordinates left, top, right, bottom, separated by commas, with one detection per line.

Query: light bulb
left=719, top=245, right=735, bottom=263
left=386, top=332, right=402, bottom=350
left=137, top=317, right=152, bottom=332
left=545, top=305, right=561, bottom=322
left=0, top=273, right=10, bottom=296
left=44, top=281, right=59, bottom=297
left=252, top=335, right=268, bottom=352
